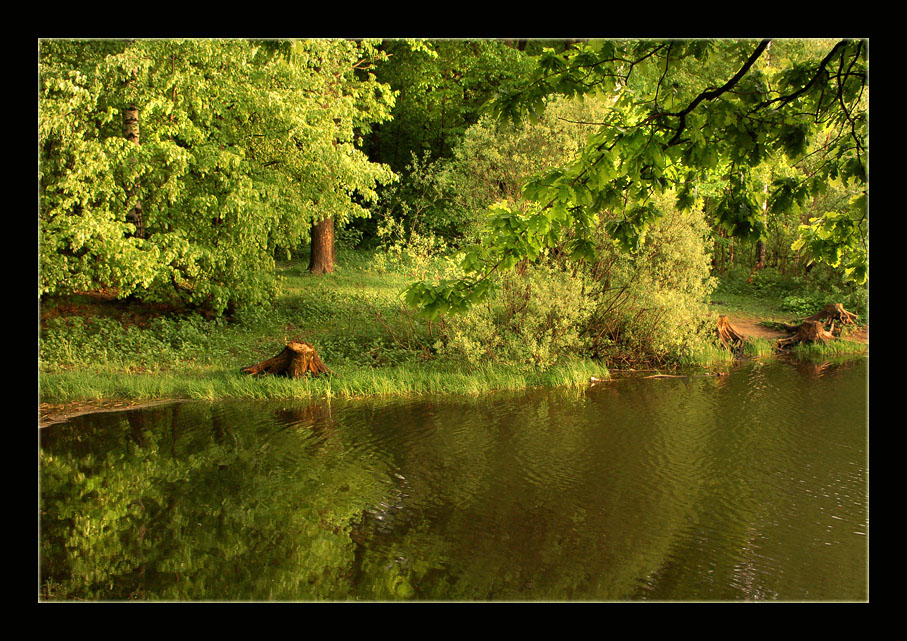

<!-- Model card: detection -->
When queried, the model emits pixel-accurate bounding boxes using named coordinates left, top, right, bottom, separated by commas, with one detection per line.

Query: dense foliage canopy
left=39, top=38, right=868, bottom=323
left=39, top=39, right=396, bottom=314
left=403, top=39, right=868, bottom=320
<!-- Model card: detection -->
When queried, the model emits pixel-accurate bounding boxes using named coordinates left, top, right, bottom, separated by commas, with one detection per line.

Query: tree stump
left=805, top=303, right=860, bottom=326
left=241, top=341, right=331, bottom=378
left=776, top=320, right=837, bottom=348
left=716, top=315, right=746, bottom=348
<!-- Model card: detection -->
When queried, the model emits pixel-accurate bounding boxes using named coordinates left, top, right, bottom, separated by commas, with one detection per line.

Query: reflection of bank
left=39, top=360, right=869, bottom=601
left=272, top=401, right=333, bottom=435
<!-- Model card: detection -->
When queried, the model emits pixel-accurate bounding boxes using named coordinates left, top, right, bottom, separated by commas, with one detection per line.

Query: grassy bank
left=38, top=250, right=867, bottom=409
left=39, top=250, right=608, bottom=406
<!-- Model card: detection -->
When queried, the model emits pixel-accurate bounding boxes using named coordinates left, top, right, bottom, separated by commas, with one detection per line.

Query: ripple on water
left=39, top=358, right=868, bottom=601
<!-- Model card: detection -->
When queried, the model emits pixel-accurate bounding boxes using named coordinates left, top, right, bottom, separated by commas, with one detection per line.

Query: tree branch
left=754, top=39, right=854, bottom=114
left=666, top=39, right=771, bottom=146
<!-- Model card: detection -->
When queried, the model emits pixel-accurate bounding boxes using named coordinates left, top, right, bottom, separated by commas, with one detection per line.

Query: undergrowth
left=39, top=246, right=866, bottom=407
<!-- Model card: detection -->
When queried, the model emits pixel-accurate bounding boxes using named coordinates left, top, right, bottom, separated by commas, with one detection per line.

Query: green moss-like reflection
left=40, top=359, right=868, bottom=601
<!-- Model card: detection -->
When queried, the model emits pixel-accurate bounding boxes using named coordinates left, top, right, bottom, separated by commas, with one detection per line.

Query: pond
left=39, top=357, right=868, bottom=601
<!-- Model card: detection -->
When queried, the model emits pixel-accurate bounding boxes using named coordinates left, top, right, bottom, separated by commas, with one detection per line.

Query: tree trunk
left=309, top=216, right=335, bottom=274
left=715, top=225, right=725, bottom=273
left=805, top=303, right=860, bottom=326
left=241, top=341, right=331, bottom=378
left=777, top=320, right=837, bottom=348
left=123, top=105, right=145, bottom=239
left=746, top=239, right=767, bottom=284
left=716, top=315, right=746, bottom=348
left=754, top=239, right=766, bottom=270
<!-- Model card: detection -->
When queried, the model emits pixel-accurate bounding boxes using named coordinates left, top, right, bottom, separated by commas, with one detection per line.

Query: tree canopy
left=403, top=38, right=868, bottom=320
left=38, top=38, right=868, bottom=321
left=39, top=39, right=396, bottom=314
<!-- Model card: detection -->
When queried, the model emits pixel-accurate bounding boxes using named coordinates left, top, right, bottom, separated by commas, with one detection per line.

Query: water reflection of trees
left=40, top=361, right=867, bottom=601
left=40, top=401, right=390, bottom=600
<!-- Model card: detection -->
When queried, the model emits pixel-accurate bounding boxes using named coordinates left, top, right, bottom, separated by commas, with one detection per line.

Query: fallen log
left=776, top=320, right=837, bottom=348
left=241, top=341, right=331, bottom=378
left=716, top=315, right=746, bottom=348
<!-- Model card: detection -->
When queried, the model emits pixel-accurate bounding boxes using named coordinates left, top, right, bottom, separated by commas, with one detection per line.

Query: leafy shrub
left=780, top=294, right=825, bottom=318
left=439, top=259, right=596, bottom=369
left=371, top=214, right=452, bottom=281
left=584, top=195, right=717, bottom=366
left=435, top=192, right=717, bottom=369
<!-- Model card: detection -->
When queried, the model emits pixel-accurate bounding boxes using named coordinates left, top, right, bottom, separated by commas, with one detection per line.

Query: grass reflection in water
left=39, top=358, right=868, bottom=601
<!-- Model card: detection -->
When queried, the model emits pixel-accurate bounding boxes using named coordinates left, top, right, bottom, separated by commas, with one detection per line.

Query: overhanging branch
left=666, top=39, right=771, bottom=146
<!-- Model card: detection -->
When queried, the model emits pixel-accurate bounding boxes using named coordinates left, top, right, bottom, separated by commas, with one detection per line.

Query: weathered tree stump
left=716, top=315, right=746, bottom=348
left=241, top=341, right=331, bottom=378
left=805, top=303, right=860, bottom=326
left=776, top=320, right=837, bottom=348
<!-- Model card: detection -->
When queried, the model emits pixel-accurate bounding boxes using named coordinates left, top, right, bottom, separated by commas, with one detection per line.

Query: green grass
left=38, top=249, right=607, bottom=405
left=709, top=289, right=786, bottom=320
left=788, top=338, right=868, bottom=362
left=39, top=353, right=605, bottom=405
left=39, top=252, right=867, bottom=407
left=742, top=337, right=777, bottom=358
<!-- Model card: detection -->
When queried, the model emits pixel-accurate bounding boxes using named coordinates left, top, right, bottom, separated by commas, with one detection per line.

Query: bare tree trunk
left=309, top=216, right=335, bottom=274
left=752, top=182, right=768, bottom=274
left=123, top=105, right=145, bottom=239
left=747, top=238, right=767, bottom=283
left=714, top=227, right=724, bottom=273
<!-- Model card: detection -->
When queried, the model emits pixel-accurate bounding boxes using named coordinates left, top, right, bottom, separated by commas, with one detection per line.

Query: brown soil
left=38, top=399, right=178, bottom=429
left=723, top=314, right=788, bottom=341
left=723, top=313, right=869, bottom=345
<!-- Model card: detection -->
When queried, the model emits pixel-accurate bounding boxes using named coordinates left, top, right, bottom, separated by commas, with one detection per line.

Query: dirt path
left=723, top=313, right=869, bottom=345
left=38, top=399, right=179, bottom=429
left=723, top=314, right=787, bottom=341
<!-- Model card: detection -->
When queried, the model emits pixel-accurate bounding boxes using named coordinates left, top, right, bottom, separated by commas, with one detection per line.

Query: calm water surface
left=39, top=357, right=868, bottom=601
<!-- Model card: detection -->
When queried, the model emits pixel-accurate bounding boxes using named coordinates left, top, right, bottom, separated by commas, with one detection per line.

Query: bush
left=439, top=259, right=596, bottom=369
left=780, top=294, right=825, bottom=318
left=583, top=195, right=717, bottom=366
left=435, top=192, right=717, bottom=369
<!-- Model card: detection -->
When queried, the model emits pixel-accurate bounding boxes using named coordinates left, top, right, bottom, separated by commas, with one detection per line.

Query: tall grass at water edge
left=39, top=250, right=607, bottom=404
left=39, top=249, right=866, bottom=406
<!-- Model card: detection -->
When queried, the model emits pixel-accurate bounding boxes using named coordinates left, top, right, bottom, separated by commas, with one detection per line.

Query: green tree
left=404, top=38, right=867, bottom=320
left=39, top=39, right=396, bottom=313
left=366, top=39, right=536, bottom=173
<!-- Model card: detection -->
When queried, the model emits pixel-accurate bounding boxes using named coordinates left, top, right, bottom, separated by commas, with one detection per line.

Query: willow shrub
left=434, top=193, right=717, bottom=369
left=437, top=259, right=597, bottom=369
left=586, top=195, right=717, bottom=366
